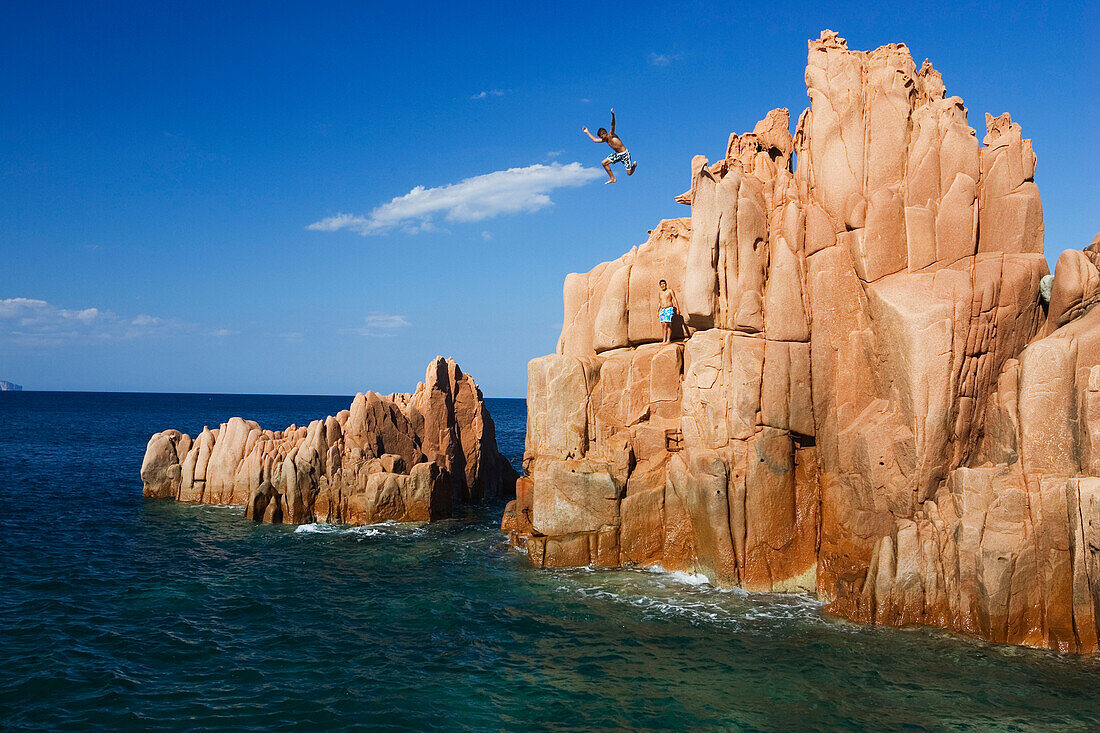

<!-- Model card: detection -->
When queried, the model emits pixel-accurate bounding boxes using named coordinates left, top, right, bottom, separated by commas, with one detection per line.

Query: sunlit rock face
left=504, top=30, right=1100, bottom=652
left=142, top=357, right=516, bottom=525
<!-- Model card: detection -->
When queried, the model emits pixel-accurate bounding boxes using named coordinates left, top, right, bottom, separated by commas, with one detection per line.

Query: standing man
left=582, top=108, right=638, bottom=184
left=657, top=279, right=680, bottom=344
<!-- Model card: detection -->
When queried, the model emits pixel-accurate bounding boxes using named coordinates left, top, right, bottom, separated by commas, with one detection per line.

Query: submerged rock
left=142, top=357, right=516, bottom=524
left=504, top=30, right=1100, bottom=652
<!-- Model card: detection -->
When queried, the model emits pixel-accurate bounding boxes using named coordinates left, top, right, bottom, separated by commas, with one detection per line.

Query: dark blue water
left=3, top=392, right=1100, bottom=731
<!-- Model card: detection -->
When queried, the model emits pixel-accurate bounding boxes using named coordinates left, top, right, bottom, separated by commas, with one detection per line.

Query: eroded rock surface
left=504, top=30, right=1100, bottom=652
left=142, top=357, right=516, bottom=524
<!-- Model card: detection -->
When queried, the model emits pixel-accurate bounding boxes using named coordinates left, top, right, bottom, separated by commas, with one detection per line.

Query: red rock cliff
left=503, top=30, right=1100, bottom=652
left=142, top=356, right=516, bottom=524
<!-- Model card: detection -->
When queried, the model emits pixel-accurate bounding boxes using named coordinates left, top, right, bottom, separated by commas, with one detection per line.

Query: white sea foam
left=293, top=519, right=429, bottom=538
left=645, top=565, right=713, bottom=586
left=294, top=523, right=343, bottom=534
left=572, top=583, right=731, bottom=625
left=545, top=561, right=824, bottom=630
left=354, top=520, right=429, bottom=538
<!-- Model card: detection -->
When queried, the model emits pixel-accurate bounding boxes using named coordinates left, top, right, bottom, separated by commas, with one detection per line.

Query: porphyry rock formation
left=0, top=381, right=22, bottom=391
left=143, top=357, right=516, bottom=524
left=504, top=30, right=1100, bottom=652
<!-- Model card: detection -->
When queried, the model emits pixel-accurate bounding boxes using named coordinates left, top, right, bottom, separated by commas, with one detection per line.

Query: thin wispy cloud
left=0, top=297, right=188, bottom=345
left=402, top=221, right=445, bottom=235
left=309, top=162, right=602, bottom=236
left=648, top=52, right=682, bottom=66
left=546, top=150, right=564, bottom=158
left=469, top=89, right=509, bottom=100
left=341, top=313, right=411, bottom=337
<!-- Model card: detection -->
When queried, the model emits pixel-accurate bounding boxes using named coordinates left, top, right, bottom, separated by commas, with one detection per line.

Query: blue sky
left=0, top=1, right=1095, bottom=397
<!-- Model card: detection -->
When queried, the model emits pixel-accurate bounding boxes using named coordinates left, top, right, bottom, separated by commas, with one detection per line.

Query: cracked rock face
left=141, top=357, right=516, bottom=525
left=503, top=30, right=1100, bottom=652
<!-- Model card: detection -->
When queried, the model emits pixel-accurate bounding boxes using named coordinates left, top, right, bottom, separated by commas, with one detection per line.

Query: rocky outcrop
left=143, top=357, right=516, bottom=524
left=0, top=381, right=22, bottom=391
left=504, top=31, right=1100, bottom=652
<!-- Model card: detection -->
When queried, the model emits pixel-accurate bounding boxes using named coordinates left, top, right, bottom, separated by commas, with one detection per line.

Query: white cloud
left=341, top=313, right=411, bottom=337
left=307, top=213, right=361, bottom=232
left=209, top=328, right=237, bottom=337
left=309, top=162, right=602, bottom=236
left=546, top=150, right=564, bottom=158
left=402, top=221, right=446, bottom=235
left=0, top=297, right=187, bottom=345
left=481, top=231, right=492, bottom=241
left=648, top=52, right=682, bottom=66
left=365, top=314, right=409, bottom=328
left=469, top=89, right=509, bottom=100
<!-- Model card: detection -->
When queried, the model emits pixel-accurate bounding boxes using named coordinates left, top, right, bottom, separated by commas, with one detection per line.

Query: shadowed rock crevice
left=503, top=30, right=1100, bottom=652
left=142, top=357, right=517, bottom=525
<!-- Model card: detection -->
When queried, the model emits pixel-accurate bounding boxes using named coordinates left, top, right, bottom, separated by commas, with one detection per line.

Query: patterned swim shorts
left=608, top=149, right=635, bottom=169
left=658, top=306, right=675, bottom=323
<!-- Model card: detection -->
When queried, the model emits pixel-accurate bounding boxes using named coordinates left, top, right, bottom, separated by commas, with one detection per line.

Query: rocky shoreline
left=142, top=357, right=516, bottom=525
left=139, top=30, right=1100, bottom=654
left=503, top=31, right=1100, bottom=653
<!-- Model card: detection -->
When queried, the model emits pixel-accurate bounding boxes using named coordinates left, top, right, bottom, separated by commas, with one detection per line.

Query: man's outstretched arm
left=609, top=108, right=616, bottom=135
left=582, top=126, right=602, bottom=142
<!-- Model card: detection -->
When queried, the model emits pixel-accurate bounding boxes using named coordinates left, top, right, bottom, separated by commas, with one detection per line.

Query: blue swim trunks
left=608, top=149, right=635, bottom=169
left=658, top=306, right=675, bottom=323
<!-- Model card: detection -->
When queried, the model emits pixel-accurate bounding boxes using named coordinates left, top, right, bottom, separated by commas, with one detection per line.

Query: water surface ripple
left=3, top=392, right=1100, bottom=731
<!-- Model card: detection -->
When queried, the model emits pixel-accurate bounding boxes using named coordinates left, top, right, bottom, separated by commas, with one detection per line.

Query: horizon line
left=1, top=388, right=527, bottom=400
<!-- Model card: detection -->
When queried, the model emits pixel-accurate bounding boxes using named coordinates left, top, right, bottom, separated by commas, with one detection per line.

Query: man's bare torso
left=659, top=289, right=675, bottom=308
left=604, top=134, right=626, bottom=153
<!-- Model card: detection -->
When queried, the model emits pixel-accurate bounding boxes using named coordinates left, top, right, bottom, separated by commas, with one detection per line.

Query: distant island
left=0, top=381, right=22, bottom=391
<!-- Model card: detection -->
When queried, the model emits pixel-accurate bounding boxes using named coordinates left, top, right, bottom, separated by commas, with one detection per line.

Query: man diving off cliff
left=582, top=108, right=637, bottom=184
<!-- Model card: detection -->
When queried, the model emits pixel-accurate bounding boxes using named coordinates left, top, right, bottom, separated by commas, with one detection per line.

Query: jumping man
left=582, top=108, right=637, bottom=184
left=658, top=279, right=680, bottom=344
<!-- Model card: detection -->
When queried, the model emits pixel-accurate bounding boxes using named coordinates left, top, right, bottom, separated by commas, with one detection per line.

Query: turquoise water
left=3, top=392, right=1100, bottom=731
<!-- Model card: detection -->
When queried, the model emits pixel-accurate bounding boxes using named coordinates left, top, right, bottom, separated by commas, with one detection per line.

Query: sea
left=4, top=391, right=1100, bottom=731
